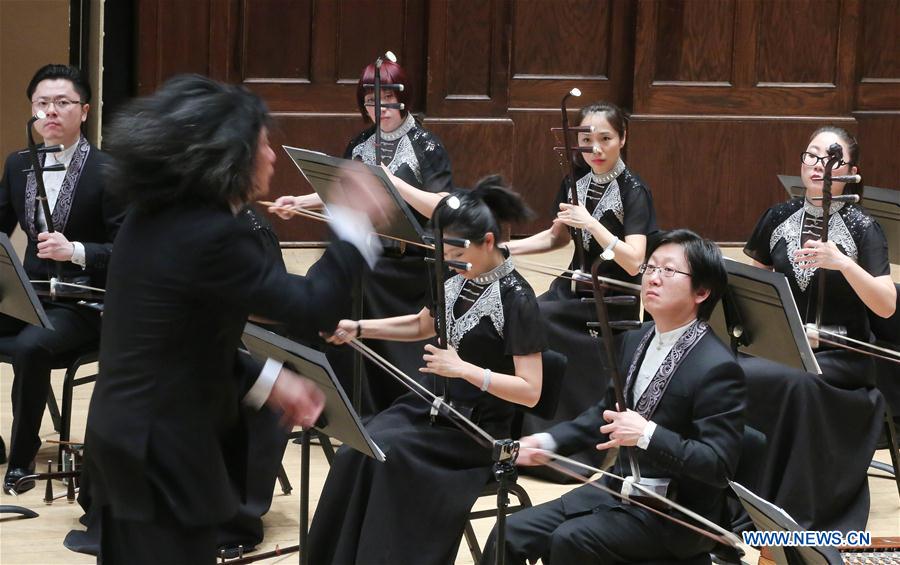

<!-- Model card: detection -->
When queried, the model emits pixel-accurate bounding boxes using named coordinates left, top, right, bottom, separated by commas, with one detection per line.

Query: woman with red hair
left=273, top=58, right=455, bottom=412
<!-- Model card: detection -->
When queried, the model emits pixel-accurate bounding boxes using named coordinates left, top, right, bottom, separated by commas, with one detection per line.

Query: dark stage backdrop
left=135, top=0, right=899, bottom=242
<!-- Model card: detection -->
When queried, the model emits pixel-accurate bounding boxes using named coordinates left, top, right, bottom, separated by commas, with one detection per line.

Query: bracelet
left=481, top=368, right=492, bottom=392
left=356, top=321, right=362, bottom=339
left=601, top=236, right=619, bottom=261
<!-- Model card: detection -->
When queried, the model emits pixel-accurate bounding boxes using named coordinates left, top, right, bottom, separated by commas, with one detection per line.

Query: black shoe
left=63, top=529, right=100, bottom=556
left=0, top=437, right=6, bottom=465
left=217, top=544, right=257, bottom=560
left=3, top=466, right=36, bottom=495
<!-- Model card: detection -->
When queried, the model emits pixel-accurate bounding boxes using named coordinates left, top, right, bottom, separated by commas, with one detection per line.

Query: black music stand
left=709, top=258, right=821, bottom=374
left=240, top=323, right=384, bottom=565
left=282, top=146, right=431, bottom=414
left=0, top=233, right=48, bottom=519
left=779, top=174, right=900, bottom=265
left=730, top=481, right=841, bottom=564
left=0, top=233, right=53, bottom=330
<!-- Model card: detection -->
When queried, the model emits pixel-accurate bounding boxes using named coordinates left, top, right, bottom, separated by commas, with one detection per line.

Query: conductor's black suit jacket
left=547, top=322, right=746, bottom=557
left=85, top=203, right=367, bottom=526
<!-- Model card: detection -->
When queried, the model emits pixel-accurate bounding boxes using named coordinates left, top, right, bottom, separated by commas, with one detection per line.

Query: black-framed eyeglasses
left=31, top=98, right=84, bottom=112
left=801, top=151, right=847, bottom=169
left=639, top=263, right=691, bottom=278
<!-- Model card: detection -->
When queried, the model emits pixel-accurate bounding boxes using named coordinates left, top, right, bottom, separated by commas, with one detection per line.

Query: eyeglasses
left=639, top=263, right=691, bottom=278
left=31, top=98, right=84, bottom=112
left=801, top=151, right=847, bottom=169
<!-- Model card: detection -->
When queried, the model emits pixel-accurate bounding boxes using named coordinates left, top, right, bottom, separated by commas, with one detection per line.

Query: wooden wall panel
left=242, top=0, right=313, bottom=81
left=857, top=0, right=900, bottom=109
left=756, top=0, right=841, bottom=84
left=136, top=0, right=897, bottom=243
left=627, top=117, right=855, bottom=242
left=138, top=0, right=214, bottom=93
left=634, top=0, right=860, bottom=115
left=427, top=0, right=510, bottom=117
left=856, top=113, right=900, bottom=190
left=653, top=0, right=734, bottom=83
left=512, top=1, right=609, bottom=78
left=508, top=0, right=634, bottom=109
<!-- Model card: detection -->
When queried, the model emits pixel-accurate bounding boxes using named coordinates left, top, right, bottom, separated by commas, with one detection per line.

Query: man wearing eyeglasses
left=0, top=64, right=125, bottom=494
left=483, top=229, right=746, bottom=564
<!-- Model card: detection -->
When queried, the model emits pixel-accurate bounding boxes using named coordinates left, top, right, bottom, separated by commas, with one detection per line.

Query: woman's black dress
left=521, top=163, right=656, bottom=476
left=307, top=259, right=547, bottom=565
left=311, top=112, right=454, bottom=414
left=741, top=198, right=891, bottom=531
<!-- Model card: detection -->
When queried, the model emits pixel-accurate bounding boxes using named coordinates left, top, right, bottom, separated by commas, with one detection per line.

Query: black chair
left=461, top=349, right=568, bottom=563
left=869, top=282, right=900, bottom=499
left=0, top=343, right=99, bottom=471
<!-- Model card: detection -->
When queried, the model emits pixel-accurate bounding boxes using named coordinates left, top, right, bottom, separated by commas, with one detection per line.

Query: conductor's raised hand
left=329, top=160, right=395, bottom=231
left=267, top=367, right=326, bottom=429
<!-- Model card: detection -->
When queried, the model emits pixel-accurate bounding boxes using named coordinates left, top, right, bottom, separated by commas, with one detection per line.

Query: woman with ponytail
left=307, top=177, right=548, bottom=565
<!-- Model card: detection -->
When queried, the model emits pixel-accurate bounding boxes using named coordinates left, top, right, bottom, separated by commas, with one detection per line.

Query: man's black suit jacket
left=547, top=321, right=746, bottom=556
left=0, top=146, right=124, bottom=288
left=85, top=203, right=367, bottom=526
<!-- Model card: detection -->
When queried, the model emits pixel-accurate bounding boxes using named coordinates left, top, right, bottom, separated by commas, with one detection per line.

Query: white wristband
left=481, top=368, right=492, bottom=392
left=601, top=236, right=619, bottom=261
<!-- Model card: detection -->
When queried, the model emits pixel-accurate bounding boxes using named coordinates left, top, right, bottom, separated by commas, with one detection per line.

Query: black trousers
left=216, top=404, right=289, bottom=549
left=0, top=306, right=100, bottom=468
left=100, top=504, right=216, bottom=565
left=482, top=492, right=683, bottom=565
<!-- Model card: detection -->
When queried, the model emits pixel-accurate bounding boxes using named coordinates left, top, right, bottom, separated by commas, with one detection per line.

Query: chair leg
left=46, top=389, right=62, bottom=433
left=276, top=463, right=293, bottom=495
left=463, top=520, right=482, bottom=564
left=883, top=406, right=900, bottom=500
left=58, top=364, right=78, bottom=472
left=314, top=430, right=336, bottom=465
left=463, top=483, right=534, bottom=564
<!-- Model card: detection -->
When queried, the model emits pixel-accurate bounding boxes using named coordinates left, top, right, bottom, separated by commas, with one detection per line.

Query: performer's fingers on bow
left=268, top=195, right=300, bottom=219
left=515, top=436, right=550, bottom=466
left=321, top=319, right=358, bottom=344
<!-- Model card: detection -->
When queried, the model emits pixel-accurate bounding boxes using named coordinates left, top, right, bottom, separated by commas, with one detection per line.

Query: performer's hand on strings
left=420, top=343, right=472, bottom=379
left=794, top=239, right=850, bottom=272
left=267, top=367, right=326, bottom=429
left=597, top=409, right=648, bottom=450
left=515, top=435, right=550, bottom=466
left=553, top=202, right=596, bottom=231
left=322, top=319, right=359, bottom=344
left=36, top=231, right=75, bottom=262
